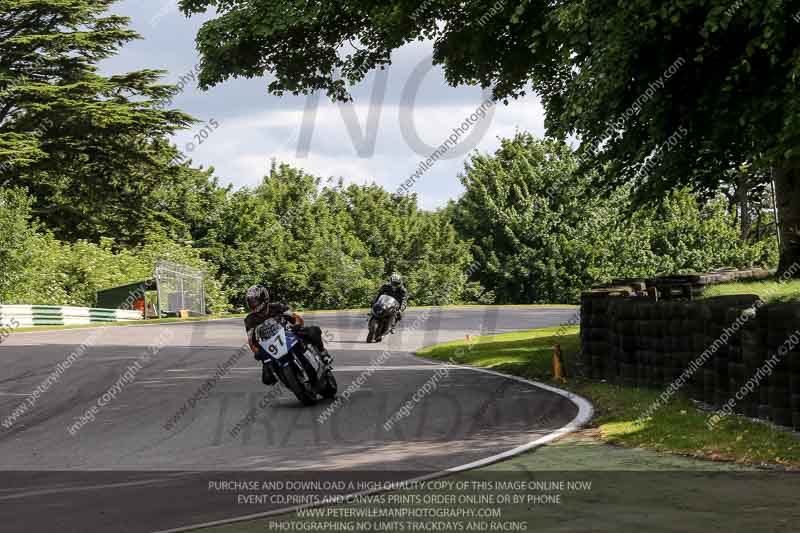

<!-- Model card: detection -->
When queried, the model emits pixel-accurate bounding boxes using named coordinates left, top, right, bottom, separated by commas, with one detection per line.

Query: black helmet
left=246, top=285, right=269, bottom=313
left=389, top=273, right=402, bottom=287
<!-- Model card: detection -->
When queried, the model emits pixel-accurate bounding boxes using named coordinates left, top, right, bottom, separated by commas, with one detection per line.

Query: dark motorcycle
left=255, top=314, right=337, bottom=406
left=367, top=294, right=400, bottom=343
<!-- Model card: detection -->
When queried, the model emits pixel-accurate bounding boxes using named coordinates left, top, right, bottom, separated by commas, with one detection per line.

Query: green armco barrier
left=0, top=305, right=142, bottom=327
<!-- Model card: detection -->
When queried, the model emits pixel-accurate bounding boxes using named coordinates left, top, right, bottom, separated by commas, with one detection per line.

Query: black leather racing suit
left=244, top=304, right=329, bottom=385
left=372, top=283, right=408, bottom=326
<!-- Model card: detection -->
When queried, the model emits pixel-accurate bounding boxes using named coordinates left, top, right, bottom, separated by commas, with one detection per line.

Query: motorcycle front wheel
left=367, top=317, right=378, bottom=343
left=375, top=316, right=391, bottom=342
left=279, top=360, right=317, bottom=406
left=318, top=371, right=338, bottom=399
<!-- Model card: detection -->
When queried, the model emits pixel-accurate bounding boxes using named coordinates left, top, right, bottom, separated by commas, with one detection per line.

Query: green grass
left=418, top=325, right=580, bottom=381
left=702, top=278, right=800, bottom=303
left=422, top=328, right=800, bottom=469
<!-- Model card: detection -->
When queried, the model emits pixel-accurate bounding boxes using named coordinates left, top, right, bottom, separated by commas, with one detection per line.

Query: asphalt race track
left=0, top=306, right=585, bottom=532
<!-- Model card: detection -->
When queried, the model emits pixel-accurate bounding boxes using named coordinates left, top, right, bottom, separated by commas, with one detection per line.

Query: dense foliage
left=0, top=187, right=229, bottom=311
left=206, top=162, right=474, bottom=310
left=177, top=0, right=800, bottom=275
left=0, top=1, right=782, bottom=311
left=1, top=136, right=777, bottom=309
left=0, top=0, right=196, bottom=244
left=452, top=134, right=777, bottom=304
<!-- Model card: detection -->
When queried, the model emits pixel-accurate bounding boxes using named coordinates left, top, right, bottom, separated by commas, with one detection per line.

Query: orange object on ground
left=553, top=344, right=566, bottom=381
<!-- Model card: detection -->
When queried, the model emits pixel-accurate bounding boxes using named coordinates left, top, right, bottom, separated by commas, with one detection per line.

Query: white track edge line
left=151, top=365, right=594, bottom=533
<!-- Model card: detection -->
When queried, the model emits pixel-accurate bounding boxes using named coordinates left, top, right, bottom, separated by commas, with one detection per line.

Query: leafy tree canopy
left=179, top=0, right=800, bottom=273
left=452, top=134, right=776, bottom=303
left=0, top=0, right=197, bottom=243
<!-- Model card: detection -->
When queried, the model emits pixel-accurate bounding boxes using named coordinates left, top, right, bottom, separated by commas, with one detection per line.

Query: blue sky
left=103, top=1, right=548, bottom=209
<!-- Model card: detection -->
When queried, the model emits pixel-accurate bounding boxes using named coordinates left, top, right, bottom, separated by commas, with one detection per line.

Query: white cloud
left=106, top=1, right=549, bottom=208
left=173, top=93, right=547, bottom=207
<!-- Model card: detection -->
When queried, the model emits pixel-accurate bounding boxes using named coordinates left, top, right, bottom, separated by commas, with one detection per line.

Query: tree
left=451, top=134, right=776, bottom=303
left=207, top=161, right=475, bottom=309
left=0, top=187, right=52, bottom=303
left=0, top=0, right=195, bottom=243
left=179, top=0, right=800, bottom=274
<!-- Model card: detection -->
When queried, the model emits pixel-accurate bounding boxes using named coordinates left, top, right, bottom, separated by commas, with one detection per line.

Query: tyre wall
left=580, top=293, right=800, bottom=429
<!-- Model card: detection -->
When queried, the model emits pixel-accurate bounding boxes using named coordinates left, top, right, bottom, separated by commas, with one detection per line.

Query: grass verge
left=419, top=327, right=800, bottom=469
left=702, top=278, right=800, bottom=303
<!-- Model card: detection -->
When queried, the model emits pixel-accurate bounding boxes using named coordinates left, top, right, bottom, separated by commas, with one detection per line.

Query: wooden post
left=553, top=344, right=566, bottom=381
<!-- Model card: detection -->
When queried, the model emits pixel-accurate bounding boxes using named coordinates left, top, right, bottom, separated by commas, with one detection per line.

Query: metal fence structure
left=154, top=261, right=206, bottom=317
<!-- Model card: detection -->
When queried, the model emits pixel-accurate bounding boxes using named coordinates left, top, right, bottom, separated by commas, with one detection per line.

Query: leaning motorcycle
left=256, top=314, right=337, bottom=406
left=367, top=294, right=400, bottom=343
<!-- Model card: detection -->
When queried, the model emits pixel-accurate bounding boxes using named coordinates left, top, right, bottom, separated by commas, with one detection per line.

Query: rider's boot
left=320, top=349, right=333, bottom=368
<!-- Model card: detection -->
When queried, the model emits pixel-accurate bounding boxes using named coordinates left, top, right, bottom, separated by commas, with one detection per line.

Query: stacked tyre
left=579, top=295, right=594, bottom=376
left=690, top=304, right=711, bottom=401
left=581, top=292, right=611, bottom=379
left=703, top=295, right=760, bottom=408
left=766, top=304, right=800, bottom=428
left=663, top=301, right=693, bottom=389
left=741, top=308, right=766, bottom=419
left=725, top=307, right=748, bottom=415
left=612, top=297, right=638, bottom=386
left=632, top=300, right=657, bottom=388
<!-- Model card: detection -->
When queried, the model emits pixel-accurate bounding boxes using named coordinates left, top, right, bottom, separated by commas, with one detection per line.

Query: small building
left=95, top=280, right=158, bottom=319
left=95, top=261, right=207, bottom=318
